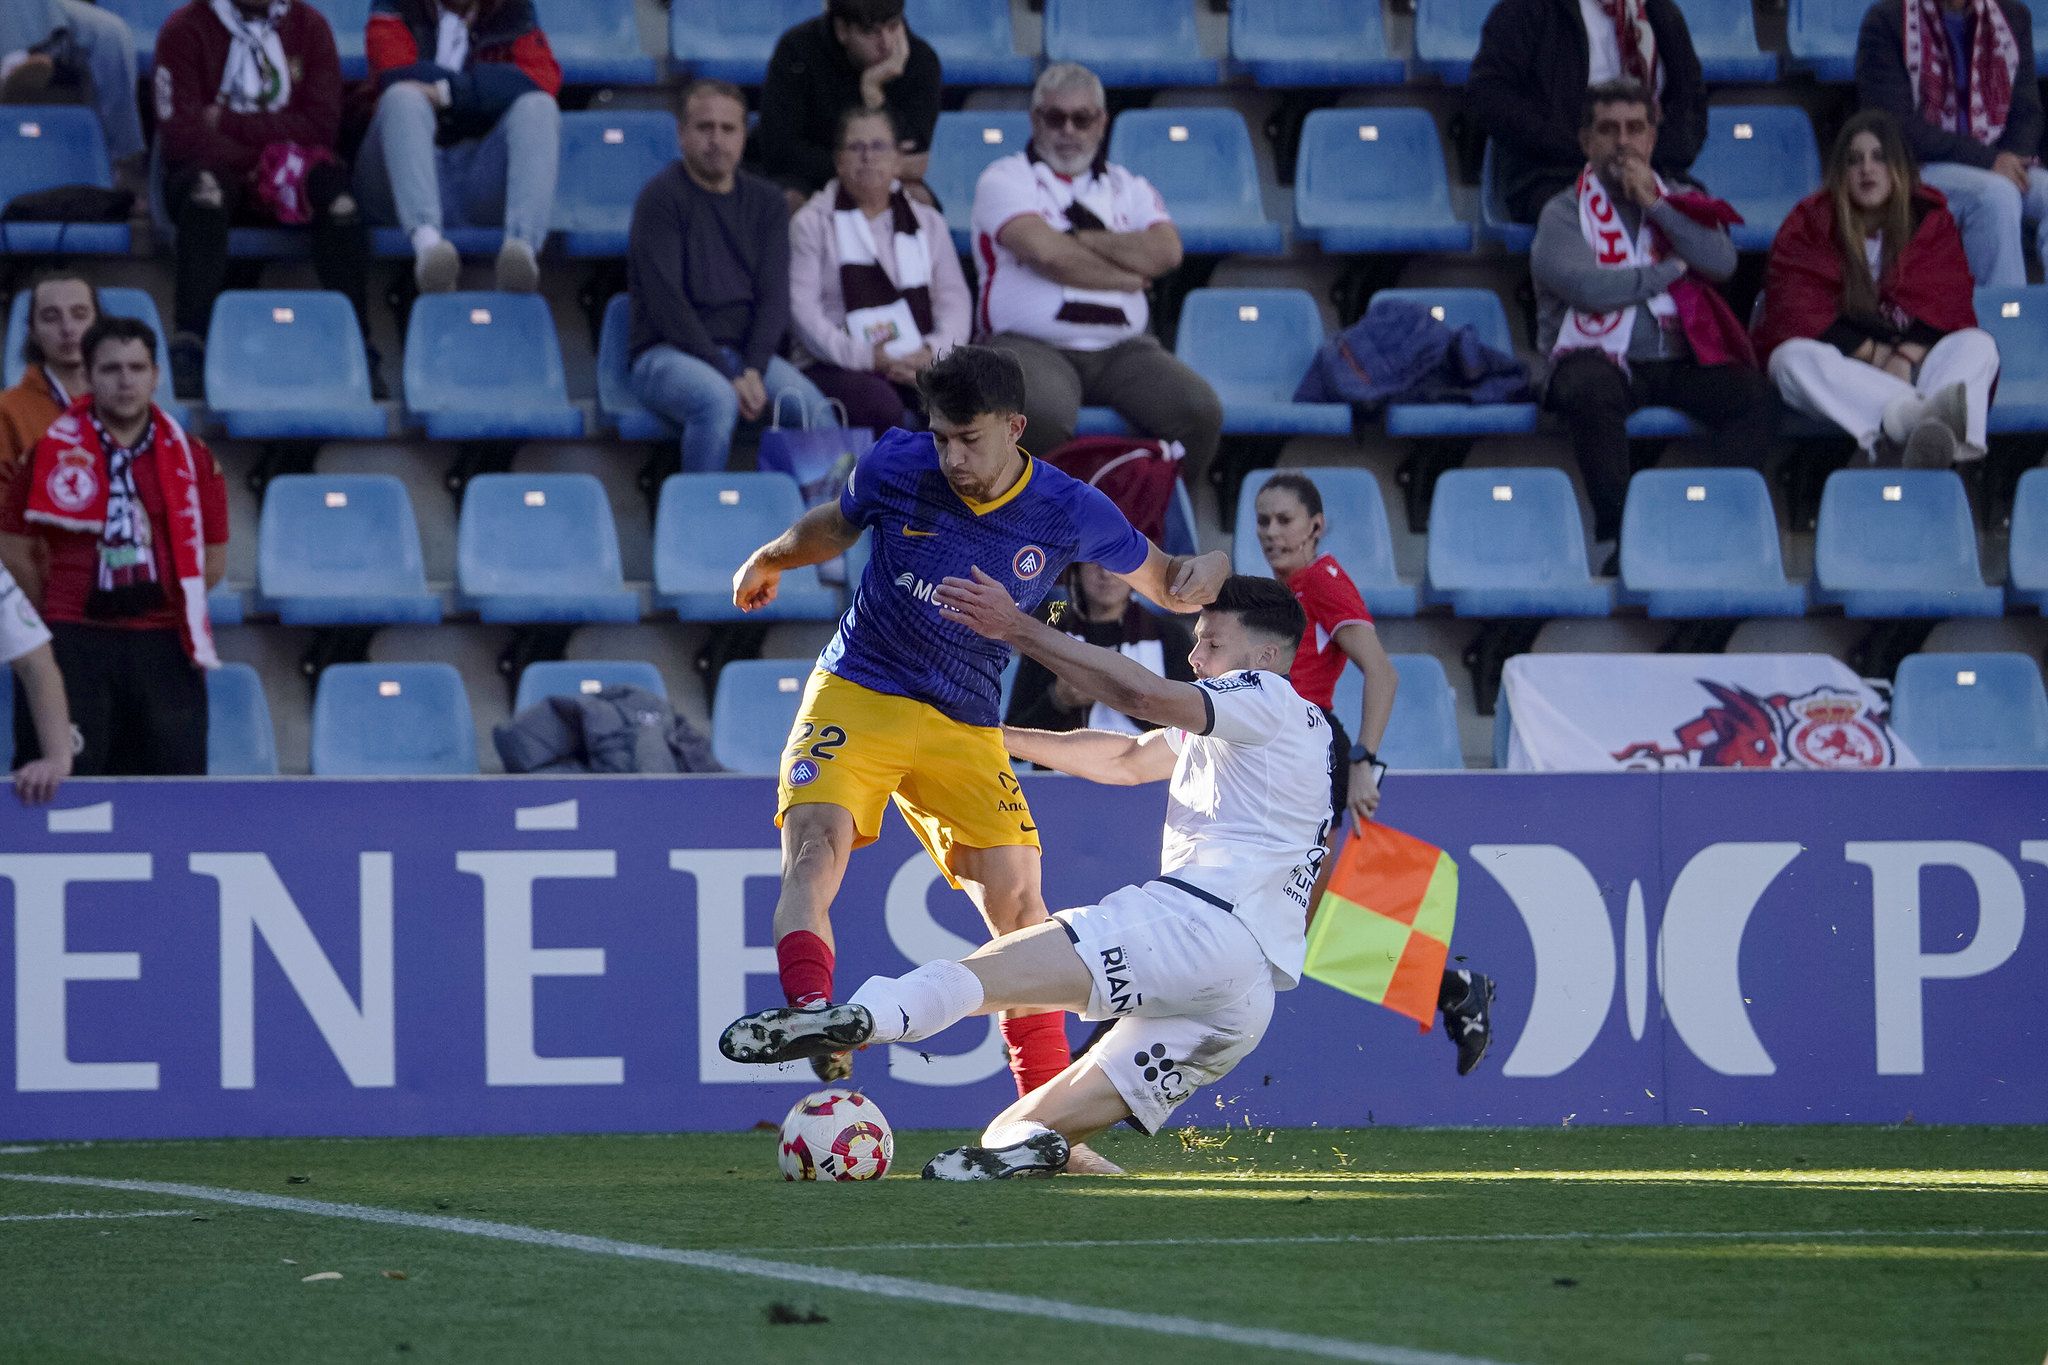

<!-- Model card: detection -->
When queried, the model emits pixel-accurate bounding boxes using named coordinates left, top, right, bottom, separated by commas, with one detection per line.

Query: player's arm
left=1002, top=723, right=1177, bottom=786
left=11, top=642, right=70, bottom=804
left=732, top=501, right=862, bottom=612
left=1112, top=541, right=1232, bottom=615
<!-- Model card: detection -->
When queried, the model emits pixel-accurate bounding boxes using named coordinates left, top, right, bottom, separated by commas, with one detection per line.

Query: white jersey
left=1159, top=669, right=1334, bottom=987
left=0, top=563, right=51, bottom=666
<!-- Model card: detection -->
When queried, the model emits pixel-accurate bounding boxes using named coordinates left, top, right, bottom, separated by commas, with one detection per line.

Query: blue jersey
left=822, top=428, right=1149, bottom=727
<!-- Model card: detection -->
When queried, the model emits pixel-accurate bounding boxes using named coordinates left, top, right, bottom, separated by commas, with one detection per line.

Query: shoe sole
left=1928, top=382, right=1969, bottom=445
left=1901, top=420, right=1956, bottom=469
left=922, top=1130, right=1070, bottom=1180
left=415, top=241, right=460, bottom=294
left=1456, top=976, right=1498, bottom=1076
left=718, top=1004, right=873, bottom=1065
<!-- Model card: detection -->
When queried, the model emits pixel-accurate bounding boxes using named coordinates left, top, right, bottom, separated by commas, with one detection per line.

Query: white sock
left=849, top=960, right=985, bottom=1044
left=411, top=224, right=445, bottom=253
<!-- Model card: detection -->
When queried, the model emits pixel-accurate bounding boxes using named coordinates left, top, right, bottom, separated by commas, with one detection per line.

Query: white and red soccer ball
left=778, top=1088, right=894, bottom=1182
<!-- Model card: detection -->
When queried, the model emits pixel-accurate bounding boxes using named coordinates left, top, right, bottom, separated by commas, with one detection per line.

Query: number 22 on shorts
left=787, top=722, right=848, bottom=762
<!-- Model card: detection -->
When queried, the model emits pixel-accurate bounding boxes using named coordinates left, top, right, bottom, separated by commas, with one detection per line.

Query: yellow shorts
left=775, top=669, right=1040, bottom=885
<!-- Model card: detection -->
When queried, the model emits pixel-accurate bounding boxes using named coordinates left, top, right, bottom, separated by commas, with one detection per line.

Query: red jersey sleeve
left=1295, top=556, right=1373, bottom=635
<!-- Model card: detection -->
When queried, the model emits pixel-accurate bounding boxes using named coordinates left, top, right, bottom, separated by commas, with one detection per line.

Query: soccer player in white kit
left=720, top=572, right=1332, bottom=1178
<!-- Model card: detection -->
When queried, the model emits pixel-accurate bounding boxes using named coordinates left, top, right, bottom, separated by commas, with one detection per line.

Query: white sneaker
left=1923, top=381, right=1968, bottom=445
left=414, top=238, right=459, bottom=293
left=495, top=238, right=539, bottom=293
left=1880, top=389, right=1929, bottom=446
left=1062, top=1142, right=1126, bottom=1175
left=1900, top=418, right=1957, bottom=469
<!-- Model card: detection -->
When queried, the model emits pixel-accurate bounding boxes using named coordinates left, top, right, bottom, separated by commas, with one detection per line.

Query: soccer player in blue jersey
left=731, top=346, right=1229, bottom=1166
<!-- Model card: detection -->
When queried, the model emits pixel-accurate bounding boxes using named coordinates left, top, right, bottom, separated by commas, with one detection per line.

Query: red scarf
left=1597, top=0, right=1660, bottom=93
left=1905, top=0, right=2020, bottom=145
left=24, top=397, right=219, bottom=667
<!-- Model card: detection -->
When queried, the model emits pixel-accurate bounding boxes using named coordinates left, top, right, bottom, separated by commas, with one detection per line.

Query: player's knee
left=978, top=884, right=1046, bottom=935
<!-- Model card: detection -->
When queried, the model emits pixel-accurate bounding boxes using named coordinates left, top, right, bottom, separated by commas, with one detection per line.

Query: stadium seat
left=1176, top=289, right=1350, bottom=437
left=204, top=291, right=385, bottom=440
left=96, top=0, right=178, bottom=72
left=1232, top=467, right=1418, bottom=616
left=554, top=111, right=679, bottom=257
left=927, top=109, right=1034, bottom=252
left=1043, top=0, right=1218, bottom=87
left=1890, top=652, right=2048, bottom=766
left=1228, top=0, right=1405, bottom=86
left=2004, top=467, right=2048, bottom=610
left=258, top=475, right=442, bottom=626
left=1618, top=468, right=1808, bottom=617
left=1106, top=109, right=1283, bottom=255
left=0, top=107, right=131, bottom=254
left=711, top=658, right=812, bottom=774
left=1973, top=286, right=2048, bottom=433
left=2025, top=0, right=2048, bottom=65
left=1412, top=0, right=1490, bottom=82
left=457, top=474, right=640, bottom=623
left=305, top=0, right=371, bottom=78
left=207, top=663, right=279, bottom=777
left=514, top=660, right=668, bottom=715
left=669, top=0, right=816, bottom=84
left=534, top=0, right=661, bottom=86
left=208, top=585, right=245, bottom=625
left=1292, top=108, right=1471, bottom=254
left=4, top=285, right=184, bottom=423
left=653, top=473, right=840, bottom=621
left=1688, top=107, right=1821, bottom=251
left=1625, top=408, right=1705, bottom=438
left=311, top=662, right=478, bottom=776
left=1478, top=142, right=1536, bottom=253
left=1332, top=654, right=1465, bottom=769
left=595, top=294, right=674, bottom=440
left=1673, top=0, right=1778, bottom=80
left=1372, top=289, right=1541, bottom=439
left=1425, top=468, right=1615, bottom=617
left=1812, top=470, right=2005, bottom=617
left=1786, top=0, right=1867, bottom=80
left=403, top=293, right=583, bottom=440
left=906, top=0, right=1037, bottom=86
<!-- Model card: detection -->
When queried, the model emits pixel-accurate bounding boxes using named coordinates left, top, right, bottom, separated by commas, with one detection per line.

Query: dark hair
left=19, top=272, right=101, bottom=367
left=1259, top=472, right=1324, bottom=519
left=834, top=103, right=900, bottom=150
left=1581, top=77, right=1659, bottom=129
left=680, top=78, right=746, bottom=117
left=1205, top=574, right=1306, bottom=646
left=1826, top=110, right=1919, bottom=321
left=916, top=345, right=1027, bottom=425
left=81, top=314, right=157, bottom=370
left=828, top=0, right=905, bottom=28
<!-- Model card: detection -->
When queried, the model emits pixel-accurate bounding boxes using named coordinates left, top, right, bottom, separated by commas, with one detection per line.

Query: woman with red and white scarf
left=1855, top=0, right=2045, bottom=286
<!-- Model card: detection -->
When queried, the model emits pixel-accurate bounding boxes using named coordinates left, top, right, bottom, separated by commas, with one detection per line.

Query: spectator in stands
left=0, top=316, right=227, bottom=777
left=789, top=107, right=971, bottom=433
left=156, top=0, right=375, bottom=399
left=0, top=0, right=146, bottom=191
left=628, top=79, right=832, bottom=474
left=1005, top=560, right=1194, bottom=738
left=1, top=272, right=97, bottom=478
left=971, top=63, right=1223, bottom=478
left=1755, top=111, right=1996, bottom=466
left=1470, top=0, right=1707, bottom=224
left=0, top=561, right=73, bottom=804
left=356, top=0, right=561, bottom=294
left=757, top=0, right=941, bottom=207
left=1856, top=0, right=2044, bottom=288
left=1534, top=79, right=1774, bottom=573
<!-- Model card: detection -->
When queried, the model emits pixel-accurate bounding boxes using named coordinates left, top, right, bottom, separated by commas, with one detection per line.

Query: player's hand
left=1165, top=550, right=1231, bottom=611
left=1347, top=759, right=1381, bottom=826
left=733, top=553, right=781, bottom=612
left=13, top=753, right=68, bottom=805
left=934, top=565, right=1026, bottom=639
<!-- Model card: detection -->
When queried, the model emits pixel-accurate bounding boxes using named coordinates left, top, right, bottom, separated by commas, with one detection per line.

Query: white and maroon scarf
left=1024, top=146, right=1132, bottom=329
left=25, top=397, right=218, bottom=667
left=1905, top=0, right=2020, bottom=145
left=1551, top=165, right=1679, bottom=371
left=211, top=0, right=294, bottom=114
left=833, top=181, right=935, bottom=361
left=1596, top=0, right=1661, bottom=95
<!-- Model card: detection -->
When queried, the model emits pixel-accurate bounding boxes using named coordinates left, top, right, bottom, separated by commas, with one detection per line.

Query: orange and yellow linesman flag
left=1303, top=821, right=1457, bottom=1029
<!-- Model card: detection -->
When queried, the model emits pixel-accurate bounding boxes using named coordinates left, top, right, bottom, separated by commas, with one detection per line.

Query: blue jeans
left=27, top=0, right=144, bottom=162
left=630, top=346, right=831, bottom=474
left=352, top=84, right=559, bottom=248
left=1918, top=160, right=2048, bottom=289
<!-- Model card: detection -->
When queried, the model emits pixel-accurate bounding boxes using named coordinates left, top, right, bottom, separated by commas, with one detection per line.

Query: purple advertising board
left=1, top=771, right=2042, bottom=1139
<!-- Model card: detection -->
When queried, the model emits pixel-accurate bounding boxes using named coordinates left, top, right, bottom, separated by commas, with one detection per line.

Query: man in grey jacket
left=1534, top=78, right=1774, bottom=572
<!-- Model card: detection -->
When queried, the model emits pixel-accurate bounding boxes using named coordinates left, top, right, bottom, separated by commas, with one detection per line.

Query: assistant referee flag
left=1303, top=822, right=1457, bottom=1027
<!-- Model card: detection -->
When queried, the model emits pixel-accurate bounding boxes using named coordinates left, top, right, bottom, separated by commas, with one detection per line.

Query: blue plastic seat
left=670, top=0, right=817, bottom=84
left=1413, top=0, right=1490, bottom=82
left=1293, top=108, right=1470, bottom=254
left=0, top=107, right=131, bottom=254
left=207, top=663, right=279, bottom=776
left=554, top=111, right=678, bottom=257
left=2008, top=467, right=2048, bottom=609
left=927, top=109, right=1034, bottom=252
left=208, top=585, right=245, bottom=625
left=1229, top=0, right=1405, bottom=86
left=404, top=293, right=583, bottom=440
left=457, top=474, right=640, bottom=623
left=1332, top=654, right=1465, bottom=770
left=1618, top=468, right=1807, bottom=617
left=97, top=0, right=179, bottom=71
left=1689, top=107, right=1821, bottom=251
left=1974, top=285, right=2048, bottom=433
left=534, top=0, right=660, bottom=85
left=1073, top=407, right=1133, bottom=434
left=1177, top=289, right=1350, bottom=437
left=712, top=658, right=813, bottom=773
left=1107, top=109, right=1283, bottom=255
left=595, top=293, right=674, bottom=440
left=311, top=662, right=478, bottom=775
left=1787, top=0, right=1867, bottom=80
left=205, top=291, right=384, bottom=440
left=514, top=660, right=668, bottom=715
left=1478, top=142, right=1536, bottom=253
left=1674, top=0, right=1778, bottom=80
left=906, top=0, right=1037, bottom=85
left=654, top=472, right=840, bottom=621
left=1891, top=652, right=2048, bottom=766
left=1625, top=408, right=1705, bottom=438
left=1425, top=468, right=1615, bottom=617
left=1373, top=289, right=1541, bottom=438
left=1044, top=0, right=1218, bottom=87
left=304, top=0, right=371, bottom=79
left=258, top=475, right=442, bottom=626
left=3, top=284, right=184, bottom=423
left=1813, top=470, right=2004, bottom=617
left=1233, top=467, right=1417, bottom=616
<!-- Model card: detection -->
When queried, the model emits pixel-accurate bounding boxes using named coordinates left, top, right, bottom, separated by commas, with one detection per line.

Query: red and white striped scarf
left=1597, top=0, right=1661, bottom=95
left=1905, top=0, right=2020, bottom=145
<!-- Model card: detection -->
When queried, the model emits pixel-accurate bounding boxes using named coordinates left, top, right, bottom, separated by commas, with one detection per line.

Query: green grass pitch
left=1, top=1124, right=2042, bottom=1363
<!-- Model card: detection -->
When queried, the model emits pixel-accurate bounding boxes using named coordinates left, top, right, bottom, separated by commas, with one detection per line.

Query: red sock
left=776, top=931, right=835, bottom=1007
left=1001, top=1012, right=1072, bottom=1097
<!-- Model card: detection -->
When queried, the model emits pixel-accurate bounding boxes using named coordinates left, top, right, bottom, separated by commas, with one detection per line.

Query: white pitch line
left=0, top=1209, right=194, bottom=1223
left=759, top=1227, right=2048, bottom=1255
left=0, top=1173, right=1507, bottom=1365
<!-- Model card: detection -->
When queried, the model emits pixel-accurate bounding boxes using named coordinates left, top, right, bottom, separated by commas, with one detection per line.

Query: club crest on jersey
left=46, top=448, right=97, bottom=514
left=787, top=758, right=820, bottom=786
left=1011, top=544, right=1047, bottom=581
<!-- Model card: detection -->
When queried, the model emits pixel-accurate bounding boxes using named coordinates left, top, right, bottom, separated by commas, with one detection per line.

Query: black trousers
left=167, top=160, right=370, bottom=340
left=14, top=623, right=208, bottom=776
left=1544, top=352, right=1780, bottom=542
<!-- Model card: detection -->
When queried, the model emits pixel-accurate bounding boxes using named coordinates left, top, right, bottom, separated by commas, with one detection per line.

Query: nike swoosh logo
left=1019, top=822, right=1037, bottom=833
left=902, top=526, right=939, bottom=537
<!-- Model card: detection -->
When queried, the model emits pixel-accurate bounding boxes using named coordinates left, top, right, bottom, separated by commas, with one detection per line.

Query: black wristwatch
left=1348, top=743, right=1379, bottom=766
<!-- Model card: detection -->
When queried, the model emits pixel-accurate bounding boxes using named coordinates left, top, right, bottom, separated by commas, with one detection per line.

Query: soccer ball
left=778, top=1088, right=894, bottom=1182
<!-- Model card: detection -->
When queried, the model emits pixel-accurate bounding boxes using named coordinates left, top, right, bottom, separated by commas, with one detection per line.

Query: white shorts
left=1054, top=881, right=1278, bottom=1135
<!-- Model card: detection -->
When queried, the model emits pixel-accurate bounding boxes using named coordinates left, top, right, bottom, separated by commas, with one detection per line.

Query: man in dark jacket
left=354, top=0, right=561, bottom=293
left=1470, top=0, right=1707, bottom=223
left=756, top=0, right=941, bottom=204
left=1856, top=0, right=2044, bottom=287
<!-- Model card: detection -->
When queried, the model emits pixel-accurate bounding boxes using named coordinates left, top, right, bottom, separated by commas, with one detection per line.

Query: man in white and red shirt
left=969, top=62, right=1222, bottom=478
